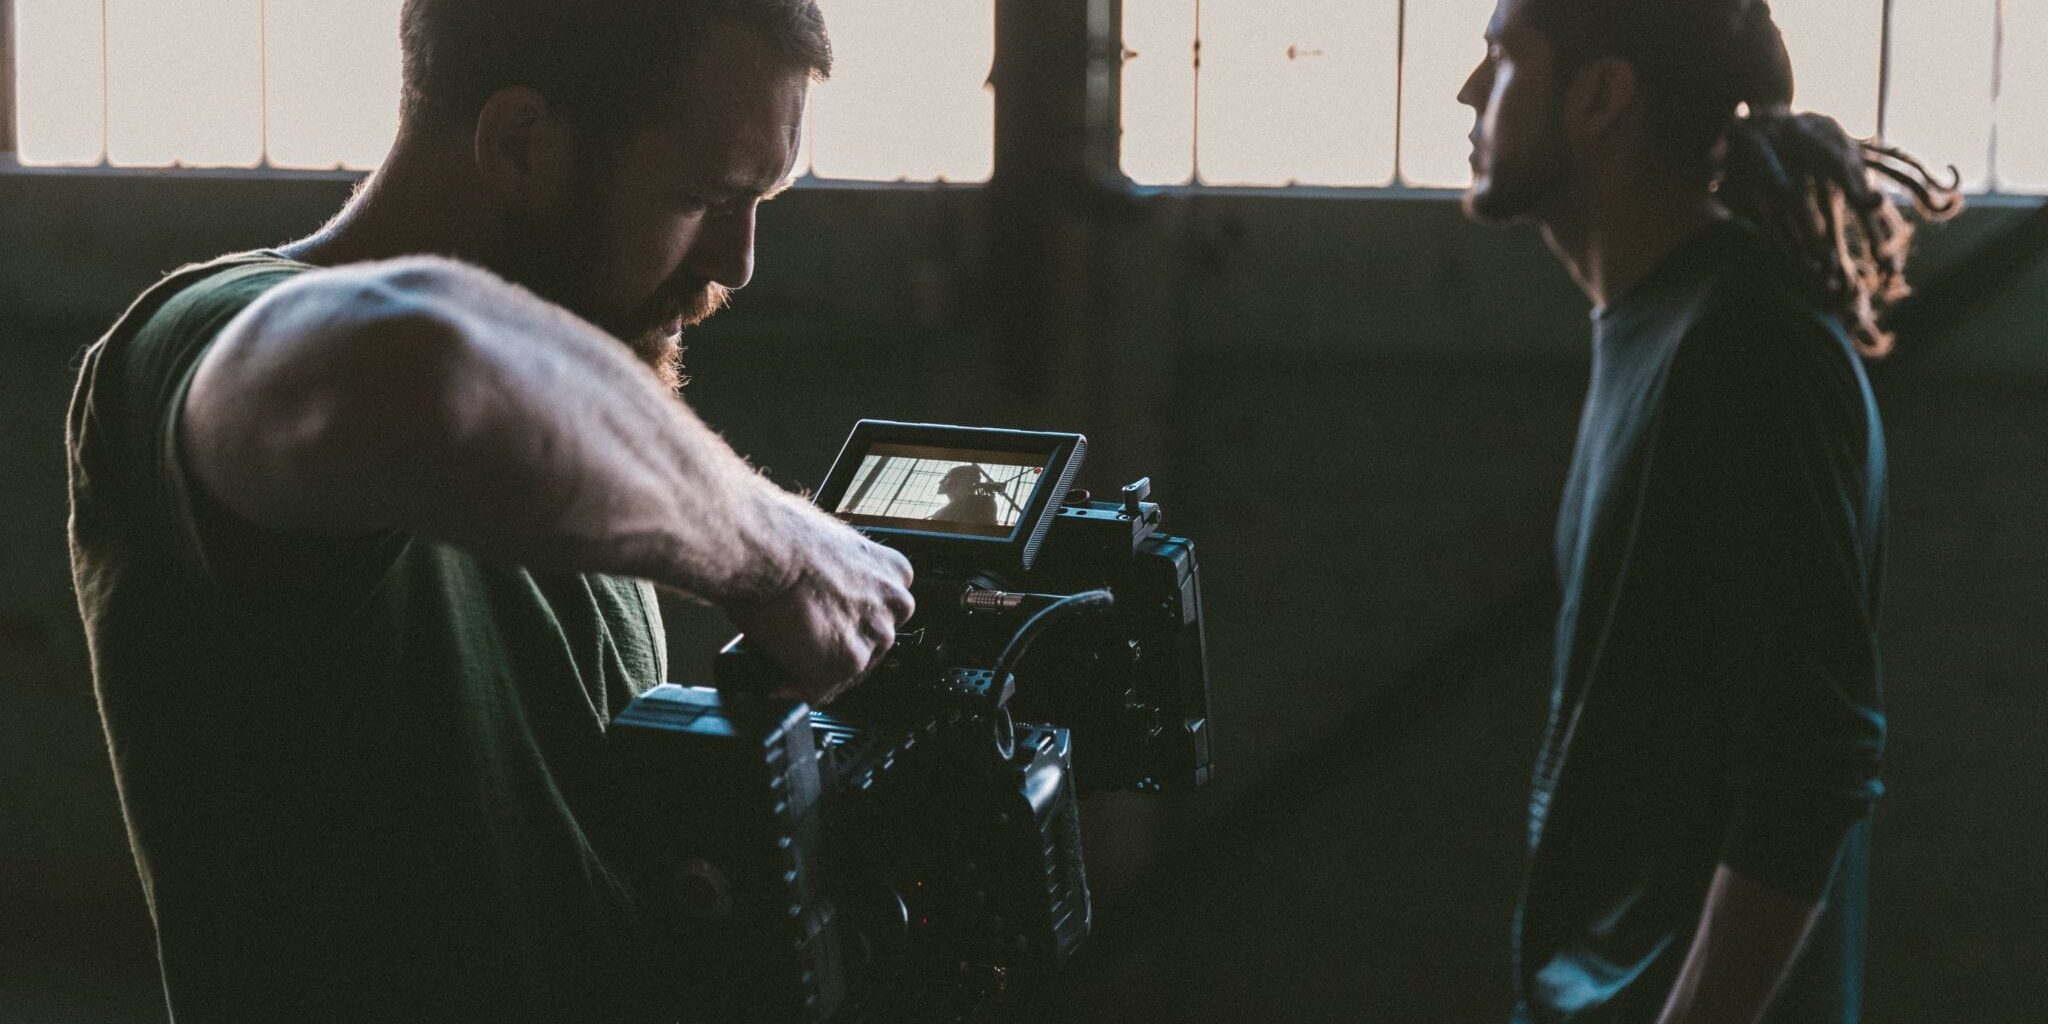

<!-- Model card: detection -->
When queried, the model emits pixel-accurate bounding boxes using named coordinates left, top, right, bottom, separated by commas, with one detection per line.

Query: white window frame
left=1126, top=0, right=2044, bottom=203
left=0, top=0, right=2041, bottom=204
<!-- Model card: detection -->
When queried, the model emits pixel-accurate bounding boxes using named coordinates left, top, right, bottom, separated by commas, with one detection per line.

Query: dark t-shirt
left=67, top=253, right=676, bottom=1022
left=1513, top=222, right=1887, bottom=1023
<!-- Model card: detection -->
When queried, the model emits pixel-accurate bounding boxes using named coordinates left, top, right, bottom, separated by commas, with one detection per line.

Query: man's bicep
left=1715, top=356, right=1884, bottom=901
left=181, top=267, right=477, bottom=537
left=1726, top=482, right=1884, bottom=902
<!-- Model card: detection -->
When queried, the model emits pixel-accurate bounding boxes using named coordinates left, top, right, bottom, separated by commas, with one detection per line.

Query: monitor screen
left=833, top=443, right=1049, bottom=539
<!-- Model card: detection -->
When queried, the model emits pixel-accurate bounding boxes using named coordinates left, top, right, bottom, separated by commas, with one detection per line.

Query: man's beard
left=1465, top=143, right=1571, bottom=224
left=613, top=278, right=730, bottom=392
left=1464, top=106, right=1573, bottom=225
left=499, top=168, right=728, bottom=393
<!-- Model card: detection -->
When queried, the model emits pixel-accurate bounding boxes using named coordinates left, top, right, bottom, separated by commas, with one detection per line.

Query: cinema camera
left=612, top=421, right=1214, bottom=1023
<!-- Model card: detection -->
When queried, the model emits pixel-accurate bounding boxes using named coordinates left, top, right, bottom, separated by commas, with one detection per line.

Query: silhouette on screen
left=835, top=448, right=1045, bottom=537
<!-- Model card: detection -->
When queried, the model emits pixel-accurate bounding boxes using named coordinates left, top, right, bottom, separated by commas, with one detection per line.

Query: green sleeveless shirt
left=67, top=252, right=677, bottom=1022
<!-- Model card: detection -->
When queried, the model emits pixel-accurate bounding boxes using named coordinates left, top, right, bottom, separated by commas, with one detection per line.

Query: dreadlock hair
left=1523, top=0, right=1961, bottom=357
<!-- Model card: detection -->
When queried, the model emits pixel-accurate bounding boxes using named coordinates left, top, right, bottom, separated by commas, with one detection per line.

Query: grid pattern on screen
left=839, top=455, right=1042, bottom=528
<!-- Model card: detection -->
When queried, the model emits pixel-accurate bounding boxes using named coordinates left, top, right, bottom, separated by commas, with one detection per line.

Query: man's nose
left=1458, top=62, right=1489, bottom=110
left=693, top=204, right=758, bottom=291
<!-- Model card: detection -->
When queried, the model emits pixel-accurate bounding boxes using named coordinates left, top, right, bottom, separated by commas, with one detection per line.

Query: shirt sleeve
left=1655, top=300, right=1888, bottom=902
left=116, top=262, right=311, bottom=585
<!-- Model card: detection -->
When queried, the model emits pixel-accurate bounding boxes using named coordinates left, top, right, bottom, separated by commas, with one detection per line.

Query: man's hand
left=725, top=500, right=916, bottom=706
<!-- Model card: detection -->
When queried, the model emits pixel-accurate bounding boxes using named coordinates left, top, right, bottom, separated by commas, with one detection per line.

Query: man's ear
left=473, top=86, right=577, bottom=210
left=1562, top=55, right=1640, bottom=149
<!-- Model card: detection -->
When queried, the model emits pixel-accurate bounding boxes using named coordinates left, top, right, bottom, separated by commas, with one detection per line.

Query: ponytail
left=1717, top=2, right=1961, bottom=358
left=1525, top=0, right=1964, bottom=358
left=1722, top=111, right=1960, bottom=358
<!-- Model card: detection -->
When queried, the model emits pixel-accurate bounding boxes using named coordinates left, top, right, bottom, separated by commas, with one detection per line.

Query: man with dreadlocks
left=1456, top=1, right=1957, bottom=1022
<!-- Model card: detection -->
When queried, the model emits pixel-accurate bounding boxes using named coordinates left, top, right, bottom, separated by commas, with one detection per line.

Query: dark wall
left=2, top=171, right=2043, bottom=1021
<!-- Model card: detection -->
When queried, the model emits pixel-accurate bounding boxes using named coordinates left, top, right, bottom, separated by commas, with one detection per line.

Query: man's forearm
left=1652, top=864, right=1823, bottom=1024
left=186, top=257, right=805, bottom=603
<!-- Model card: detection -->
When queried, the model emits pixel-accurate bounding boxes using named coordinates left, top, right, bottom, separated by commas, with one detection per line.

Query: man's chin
left=633, top=330, right=686, bottom=393
left=617, top=287, right=726, bottom=391
left=1463, top=180, right=1521, bottom=225
left=1461, top=186, right=1489, bottom=223
left=1463, top=164, right=1567, bottom=226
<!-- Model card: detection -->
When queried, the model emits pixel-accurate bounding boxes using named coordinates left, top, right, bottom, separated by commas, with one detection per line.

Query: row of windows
left=1124, top=0, right=2048, bottom=193
left=9, top=0, right=998, bottom=178
left=9, top=1, right=2046, bottom=194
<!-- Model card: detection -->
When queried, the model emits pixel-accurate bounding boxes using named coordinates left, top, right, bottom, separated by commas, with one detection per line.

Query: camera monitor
left=816, top=421, right=1086, bottom=572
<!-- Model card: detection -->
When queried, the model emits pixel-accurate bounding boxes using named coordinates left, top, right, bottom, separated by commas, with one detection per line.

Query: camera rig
left=611, top=422, right=1214, bottom=1023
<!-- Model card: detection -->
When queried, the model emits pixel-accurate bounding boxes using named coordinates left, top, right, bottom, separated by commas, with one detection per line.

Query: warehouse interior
left=2, top=1, right=2045, bottom=1021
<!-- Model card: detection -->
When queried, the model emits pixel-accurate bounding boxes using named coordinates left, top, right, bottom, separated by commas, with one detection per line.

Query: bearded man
left=66, top=2, right=914, bottom=1020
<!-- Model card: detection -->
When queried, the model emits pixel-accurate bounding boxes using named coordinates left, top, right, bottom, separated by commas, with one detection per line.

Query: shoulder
left=205, top=256, right=570, bottom=376
left=1690, top=269, right=1848, bottom=365
left=81, top=254, right=312, bottom=415
left=214, top=255, right=495, bottom=341
left=174, top=255, right=517, bottom=433
left=1666, top=269, right=1867, bottom=417
left=73, top=253, right=311, bottom=444
left=126, top=253, right=314, bottom=360
left=1650, top=273, right=1877, bottom=482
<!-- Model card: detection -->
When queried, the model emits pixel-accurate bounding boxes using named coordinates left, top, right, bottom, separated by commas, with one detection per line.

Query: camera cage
left=613, top=419, right=1213, bottom=1023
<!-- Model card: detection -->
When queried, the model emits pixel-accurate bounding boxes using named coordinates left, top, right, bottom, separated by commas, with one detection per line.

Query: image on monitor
left=834, top=443, right=1048, bottom=539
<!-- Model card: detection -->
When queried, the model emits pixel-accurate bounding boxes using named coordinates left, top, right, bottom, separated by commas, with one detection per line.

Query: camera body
left=610, top=422, right=1213, bottom=1022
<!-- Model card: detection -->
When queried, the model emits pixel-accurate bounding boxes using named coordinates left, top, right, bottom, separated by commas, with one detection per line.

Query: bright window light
left=15, top=1, right=994, bottom=181
left=1886, top=0, right=1996, bottom=192
left=9, top=0, right=2039, bottom=195
left=1120, top=0, right=1198, bottom=186
left=265, top=0, right=404, bottom=171
left=1122, top=0, right=1925, bottom=192
left=1194, top=0, right=1399, bottom=187
left=1400, top=0, right=1495, bottom=188
left=805, top=0, right=994, bottom=182
left=1998, top=1, right=2048, bottom=193
left=1775, top=0, right=1884, bottom=140
left=105, top=0, right=263, bottom=167
left=15, top=0, right=104, bottom=165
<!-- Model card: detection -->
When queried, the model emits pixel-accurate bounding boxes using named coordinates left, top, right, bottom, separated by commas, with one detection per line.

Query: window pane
left=1196, top=0, right=1399, bottom=187
left=1885, top=0, right=1995, bottom=192
left=105, top=0, right=262, bottom=167
left=807, top=0, right=994, bottom=182
left=1998, top=0, right=2048, bottom=193
left=15, top=0, right=105, bottom=164
left=1121, top=0, right=1197, bottom=186
left=265, top=0, right=403, bottom=170
left=1775, top=0, right=1882, bottom=140
left=1399, top=0, right=1494, bottom=188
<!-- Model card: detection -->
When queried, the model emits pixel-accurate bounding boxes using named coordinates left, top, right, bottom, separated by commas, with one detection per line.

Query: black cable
left=991, top=588, right=1116, bottom=686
